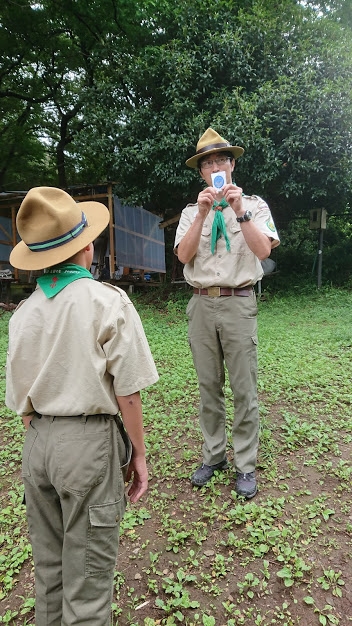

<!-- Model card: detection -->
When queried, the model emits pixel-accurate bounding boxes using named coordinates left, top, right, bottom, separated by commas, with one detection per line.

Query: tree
left=85, top=0, right=352, bottom=224
left=0, top=0, right=167, bottom=188
left=1, top=0, right=352, bottom=234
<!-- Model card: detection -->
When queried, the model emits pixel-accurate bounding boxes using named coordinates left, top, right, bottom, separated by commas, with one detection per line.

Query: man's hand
left=223, top=183, right=272, bottom=259
left=223, top=183, right=244, bottom=218
left=177, top=186, right=218, bottom=264
left=125, top=453, right=148, bottom=503
left=197, top=186, right=217, bottom=219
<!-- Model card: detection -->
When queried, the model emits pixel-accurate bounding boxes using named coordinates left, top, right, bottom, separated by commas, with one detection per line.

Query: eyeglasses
left=200, top=156, right=230, bottom=169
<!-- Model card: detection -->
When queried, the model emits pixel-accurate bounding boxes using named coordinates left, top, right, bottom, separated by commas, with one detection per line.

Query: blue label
left=213, top=175, right=225, bottom=188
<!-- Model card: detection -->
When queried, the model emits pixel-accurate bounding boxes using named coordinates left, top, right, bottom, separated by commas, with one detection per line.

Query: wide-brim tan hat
left=186, top=127, right=244, bottom=168
left=10, top=186, right=110, bottom=270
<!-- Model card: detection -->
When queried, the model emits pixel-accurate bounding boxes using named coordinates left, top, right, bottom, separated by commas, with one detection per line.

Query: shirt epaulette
left=243, top=194, right=261, bottom=201
left=13, top=299, right=27, bottom=312
left=101, top=282, right=132, bottom=303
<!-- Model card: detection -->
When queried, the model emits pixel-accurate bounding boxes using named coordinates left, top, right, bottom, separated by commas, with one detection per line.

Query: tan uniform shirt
left=6, top=280, right=159, bottom=417
left=174, top=195, right=280, bottom=289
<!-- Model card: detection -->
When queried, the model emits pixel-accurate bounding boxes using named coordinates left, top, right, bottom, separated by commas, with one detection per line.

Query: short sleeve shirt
left=174, top=195, right=280, bottom=289
left=5, top=279, right=159, bottom=417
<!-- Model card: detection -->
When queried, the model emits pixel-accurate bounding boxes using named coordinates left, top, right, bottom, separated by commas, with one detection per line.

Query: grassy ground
left=0, top=285, right=351, bottom=625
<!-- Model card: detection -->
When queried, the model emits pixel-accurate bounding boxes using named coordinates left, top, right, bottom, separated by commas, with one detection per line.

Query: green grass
left=0, top=286, right=351, bottom=625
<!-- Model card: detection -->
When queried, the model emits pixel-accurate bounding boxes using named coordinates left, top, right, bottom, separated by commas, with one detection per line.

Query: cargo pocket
left=21, top=423, right=38, bottom=478
left=85, top=499, right=125, bottom=577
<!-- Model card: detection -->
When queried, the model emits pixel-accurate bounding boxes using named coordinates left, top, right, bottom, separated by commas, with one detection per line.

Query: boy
left=6, top=186, right=159, bottom=626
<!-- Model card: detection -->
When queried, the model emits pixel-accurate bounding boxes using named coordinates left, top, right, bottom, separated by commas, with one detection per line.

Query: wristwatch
left=236, top=210, right=252, bottom=223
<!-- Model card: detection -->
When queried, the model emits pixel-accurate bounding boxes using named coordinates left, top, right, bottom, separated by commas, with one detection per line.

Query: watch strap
left=236, top=210, right=252, bottom=223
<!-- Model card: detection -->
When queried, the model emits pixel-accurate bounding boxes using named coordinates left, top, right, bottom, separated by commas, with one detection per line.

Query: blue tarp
left=113, top=198, right=165, bottom=272
left=0, top=196, right=166, bottom=274
left=0, top=216, right=12, bottom=267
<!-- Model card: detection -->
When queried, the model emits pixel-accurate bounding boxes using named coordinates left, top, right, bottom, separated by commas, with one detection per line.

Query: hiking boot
left=235, top=471, right=257, bottom=499
left=191, top=459, right=229, bottom=487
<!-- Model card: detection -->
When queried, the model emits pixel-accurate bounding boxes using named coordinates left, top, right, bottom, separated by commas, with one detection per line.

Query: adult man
left=6, top=187, right=159, bottom=625
left=174, top=128, right=279, bottom=497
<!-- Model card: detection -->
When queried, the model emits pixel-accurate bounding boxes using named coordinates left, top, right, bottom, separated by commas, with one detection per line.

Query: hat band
left=27, top=212, right=88, bottom=252
left=196, top=142, right=231, bottom=155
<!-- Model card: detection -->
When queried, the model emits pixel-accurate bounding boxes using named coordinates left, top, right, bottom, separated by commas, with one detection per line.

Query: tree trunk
left=56, top=139, right=67, bottom=189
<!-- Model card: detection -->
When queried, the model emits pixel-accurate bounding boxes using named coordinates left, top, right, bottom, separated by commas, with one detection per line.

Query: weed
left=1, top=291, right=352, bottom=625
left=304, top=596, right=340, bottom=624
left=317, top=569, right=345, bottom=598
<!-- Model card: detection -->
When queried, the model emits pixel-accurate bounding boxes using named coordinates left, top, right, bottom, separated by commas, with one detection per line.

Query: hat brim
left=186, top=145, right=244, bottom=169
left=10, top=201, right=110, bottom=271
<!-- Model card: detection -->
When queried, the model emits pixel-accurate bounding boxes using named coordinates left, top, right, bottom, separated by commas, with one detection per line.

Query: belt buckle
left=207, top=286, right=221, bottom=297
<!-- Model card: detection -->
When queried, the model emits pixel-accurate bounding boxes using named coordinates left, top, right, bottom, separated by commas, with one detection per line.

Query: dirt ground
left=1, top=403, right=351, bottom=626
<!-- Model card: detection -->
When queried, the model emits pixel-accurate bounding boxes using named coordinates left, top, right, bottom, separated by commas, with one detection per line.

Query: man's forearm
left=239, top=221, right=272, bottom=260
left=177, top=213, right=205, bottom=264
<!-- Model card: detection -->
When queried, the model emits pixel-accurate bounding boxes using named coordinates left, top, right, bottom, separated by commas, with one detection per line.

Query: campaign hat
left=10, top=186, right=110, bottom=270
left=186, top=127, right=244, bottom=168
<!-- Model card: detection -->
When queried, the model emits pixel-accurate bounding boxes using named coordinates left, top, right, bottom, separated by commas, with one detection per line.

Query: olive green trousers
left=186, top=292, right=259, bottom=472
left=22, top=414, right=130, bottom=626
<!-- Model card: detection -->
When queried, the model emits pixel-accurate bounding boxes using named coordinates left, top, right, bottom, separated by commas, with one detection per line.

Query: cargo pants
left=22, top=413, right=131, bottom=626
left=186, top=292, right=259, bottom=473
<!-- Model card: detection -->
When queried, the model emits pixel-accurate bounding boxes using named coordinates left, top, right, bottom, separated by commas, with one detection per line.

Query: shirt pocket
left=201, top=223, right=211, bottom=238
left=228, top=218, right=242, bottom=235
left=228, top=217, right=250, bottom=254
left=198, top=223, right=212, bottom=257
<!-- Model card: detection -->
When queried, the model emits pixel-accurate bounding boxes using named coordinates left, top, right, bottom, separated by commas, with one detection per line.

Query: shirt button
left=218, top=255, right=222, bottom=258
left=217, top=272, right=220, bottom=276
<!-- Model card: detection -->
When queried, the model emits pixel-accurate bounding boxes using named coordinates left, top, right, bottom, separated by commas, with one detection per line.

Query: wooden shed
left=0, top=183, right=166, bottom=292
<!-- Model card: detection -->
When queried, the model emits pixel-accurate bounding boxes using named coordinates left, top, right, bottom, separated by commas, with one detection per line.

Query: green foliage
left=317, top=569, right=345, bottom=598
left=268, top=211, right=352, bottom=287
left=105, top=0, right=352, bottom=221
left=1, top=0, right=352, bottom=242
left=0, top=0, right=164, bottom=188
left=1, top=289, right=352, bottom=625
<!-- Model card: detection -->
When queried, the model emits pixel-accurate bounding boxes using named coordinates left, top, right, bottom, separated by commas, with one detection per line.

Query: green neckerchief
left=211, top=198, right=231, bottom=254
left=37, top=263, right=93, bottom=298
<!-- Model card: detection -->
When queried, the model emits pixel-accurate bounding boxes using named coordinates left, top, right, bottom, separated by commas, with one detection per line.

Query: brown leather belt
left=193, top=287, right=253, bottom=297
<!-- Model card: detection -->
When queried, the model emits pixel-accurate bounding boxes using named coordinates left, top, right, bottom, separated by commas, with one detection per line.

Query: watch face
left=237, top=210, right=252, bottom=223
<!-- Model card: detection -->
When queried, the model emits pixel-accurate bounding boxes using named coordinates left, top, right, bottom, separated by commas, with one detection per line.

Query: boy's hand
left=125, top=453, right=148, bottom=503
left=22, top=416, right=32, bottom=430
